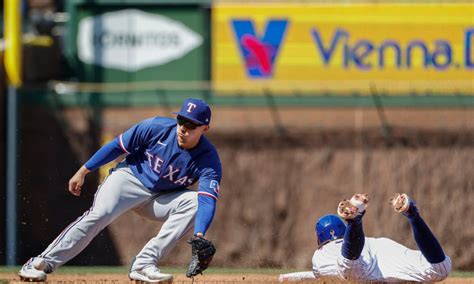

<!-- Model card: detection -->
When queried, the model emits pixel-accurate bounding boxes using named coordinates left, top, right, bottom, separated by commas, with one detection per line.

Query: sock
left=341, top=214, right=365, bottom=260
left=407, top=211, right=445, bottom=263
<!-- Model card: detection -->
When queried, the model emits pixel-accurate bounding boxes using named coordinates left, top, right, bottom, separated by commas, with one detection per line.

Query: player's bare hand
left=68, top=166, right=90, bottom=196
left=68, top=178, right=83, bottom=196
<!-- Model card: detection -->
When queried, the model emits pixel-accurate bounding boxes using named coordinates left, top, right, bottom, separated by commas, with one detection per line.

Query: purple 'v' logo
left=231, top=19, right=289, bottom=78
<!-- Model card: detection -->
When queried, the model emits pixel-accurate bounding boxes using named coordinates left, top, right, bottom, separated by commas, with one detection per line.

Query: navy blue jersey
left=119, top=117, right=221, bottom=199
left=84, top=116, right=222, bottom=234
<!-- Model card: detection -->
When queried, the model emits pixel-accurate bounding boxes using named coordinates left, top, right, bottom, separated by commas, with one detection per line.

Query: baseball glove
left=186, top=236, right=216, bottom=277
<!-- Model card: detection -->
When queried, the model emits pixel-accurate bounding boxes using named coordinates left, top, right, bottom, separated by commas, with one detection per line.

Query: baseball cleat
left=129, top=266, right=173, bottom=283
left=18, top=257, right=47, bottom=282
left=337, top=193, right=370, bottom=220
left=390, top=193, right=418, bottom=216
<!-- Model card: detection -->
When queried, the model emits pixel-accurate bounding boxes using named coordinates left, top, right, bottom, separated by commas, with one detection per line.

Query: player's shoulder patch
left=210, top=180, right=220, bottom=195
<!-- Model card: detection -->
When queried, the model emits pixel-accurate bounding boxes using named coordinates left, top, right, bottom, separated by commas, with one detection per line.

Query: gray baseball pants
left=38, top=163, right=198, bottom=272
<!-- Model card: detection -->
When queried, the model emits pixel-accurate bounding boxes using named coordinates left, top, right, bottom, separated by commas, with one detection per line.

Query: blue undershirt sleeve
left=193, top=151, right=221, bottom=236
left=342, top=214, right=365, bottom=260
left=84, top=138, right=126, bottom=171
left=194, top=194, right=216, bottom=235
left=407, top=211, right=446, bottom=263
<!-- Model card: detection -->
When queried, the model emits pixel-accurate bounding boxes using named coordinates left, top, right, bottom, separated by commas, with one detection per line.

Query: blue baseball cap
left=173, top=98, right=211, bottom=125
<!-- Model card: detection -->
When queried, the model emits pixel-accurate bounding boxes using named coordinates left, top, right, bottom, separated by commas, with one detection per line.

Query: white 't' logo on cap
left=186, top=103, right=197, bottom=113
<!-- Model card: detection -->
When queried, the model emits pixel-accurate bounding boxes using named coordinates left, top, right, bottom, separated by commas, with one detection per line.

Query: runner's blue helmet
left=315, top=214, right=346, bottom=246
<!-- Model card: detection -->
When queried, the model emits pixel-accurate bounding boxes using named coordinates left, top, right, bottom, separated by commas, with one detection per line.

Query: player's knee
left=88, top=208, right=115, bottom=224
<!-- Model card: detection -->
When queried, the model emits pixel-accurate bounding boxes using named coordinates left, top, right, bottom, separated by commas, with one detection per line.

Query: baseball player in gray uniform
left=279, top=193, right=452, bottom=282
left=19, top=98, right=222, bottom=282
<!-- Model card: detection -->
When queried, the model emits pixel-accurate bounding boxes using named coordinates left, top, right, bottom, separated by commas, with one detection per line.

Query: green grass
left=451, top=271, right=474, bottom=277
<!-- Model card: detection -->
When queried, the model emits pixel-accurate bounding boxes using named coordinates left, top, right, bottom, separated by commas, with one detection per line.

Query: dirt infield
left=1, top=272, right=473, bottom=283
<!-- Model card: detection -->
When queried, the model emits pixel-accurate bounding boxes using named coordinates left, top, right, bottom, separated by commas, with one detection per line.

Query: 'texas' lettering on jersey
left=145, top=151, right=195, bottom=186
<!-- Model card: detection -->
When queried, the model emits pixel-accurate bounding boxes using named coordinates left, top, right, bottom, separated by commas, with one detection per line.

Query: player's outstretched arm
left=68, top=165, right=90, bottom=196
left=68, top=138, right=127, bottom=197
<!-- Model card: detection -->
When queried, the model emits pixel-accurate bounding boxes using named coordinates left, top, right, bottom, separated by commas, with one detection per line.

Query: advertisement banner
left=212, top=4, right=474, bottom=95
left=71, top=6, right=209, bottom=82
left=78, top=9, right=203, bottom=72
